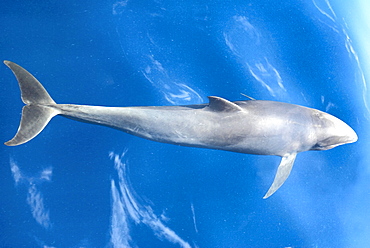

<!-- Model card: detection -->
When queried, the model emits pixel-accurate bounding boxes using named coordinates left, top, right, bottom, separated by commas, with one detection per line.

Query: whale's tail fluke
left=4, top=61, right=60, bottom=146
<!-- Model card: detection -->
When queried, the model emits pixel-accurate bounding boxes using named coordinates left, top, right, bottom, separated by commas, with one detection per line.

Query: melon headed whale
left=3, top=61, right=358, bottom=198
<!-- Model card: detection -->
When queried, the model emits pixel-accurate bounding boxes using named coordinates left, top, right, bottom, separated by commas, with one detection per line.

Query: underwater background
left=1, top=0, right=370, bottom=247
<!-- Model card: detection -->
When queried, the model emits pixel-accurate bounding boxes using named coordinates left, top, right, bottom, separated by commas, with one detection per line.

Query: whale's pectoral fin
left=263, top=153, right=297, bottom=199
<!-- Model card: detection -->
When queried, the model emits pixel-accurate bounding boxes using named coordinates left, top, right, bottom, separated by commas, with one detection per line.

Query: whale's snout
left=331, top=114, right=358, bottom=145
left=345, top=124, right=358, bottom=144
left=311, top=111, right=358, bottom=151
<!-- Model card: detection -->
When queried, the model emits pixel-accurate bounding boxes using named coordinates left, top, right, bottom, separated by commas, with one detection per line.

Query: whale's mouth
left=311, top=134, right=357, bottom=151
left=311, top=143, right=343, bottom=151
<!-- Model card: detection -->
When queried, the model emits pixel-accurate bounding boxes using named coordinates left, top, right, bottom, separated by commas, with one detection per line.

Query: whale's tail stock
left=4, top=61, right=60, bottom=146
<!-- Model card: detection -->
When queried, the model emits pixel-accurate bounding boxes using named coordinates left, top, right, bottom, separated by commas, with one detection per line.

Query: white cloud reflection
left=27, top=183, right=51, bottom=229
left=109, top=151, right=192, bottom=248
left=142, top=55, right=204, bottom=105
left=190, top=203, right=198, bottom=234
left=247, top=58, right=287, bottom=97
left=10, top=158, right=52, bottom=229
left=223, top=16, right=288, bottom=99
left=312, top=0, right=370, bottom=115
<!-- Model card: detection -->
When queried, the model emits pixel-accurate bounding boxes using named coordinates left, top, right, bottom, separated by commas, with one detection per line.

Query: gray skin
left=4, top=60, right=358, bottom=198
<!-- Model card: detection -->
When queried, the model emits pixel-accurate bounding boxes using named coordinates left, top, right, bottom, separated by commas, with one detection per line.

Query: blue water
left=1, top=0, right=369, bottom=247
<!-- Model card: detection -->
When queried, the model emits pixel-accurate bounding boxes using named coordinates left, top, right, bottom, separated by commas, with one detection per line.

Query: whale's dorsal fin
left=263, top=153, right=297, bottom=199
left=208, top=96, right=243, bottom=112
